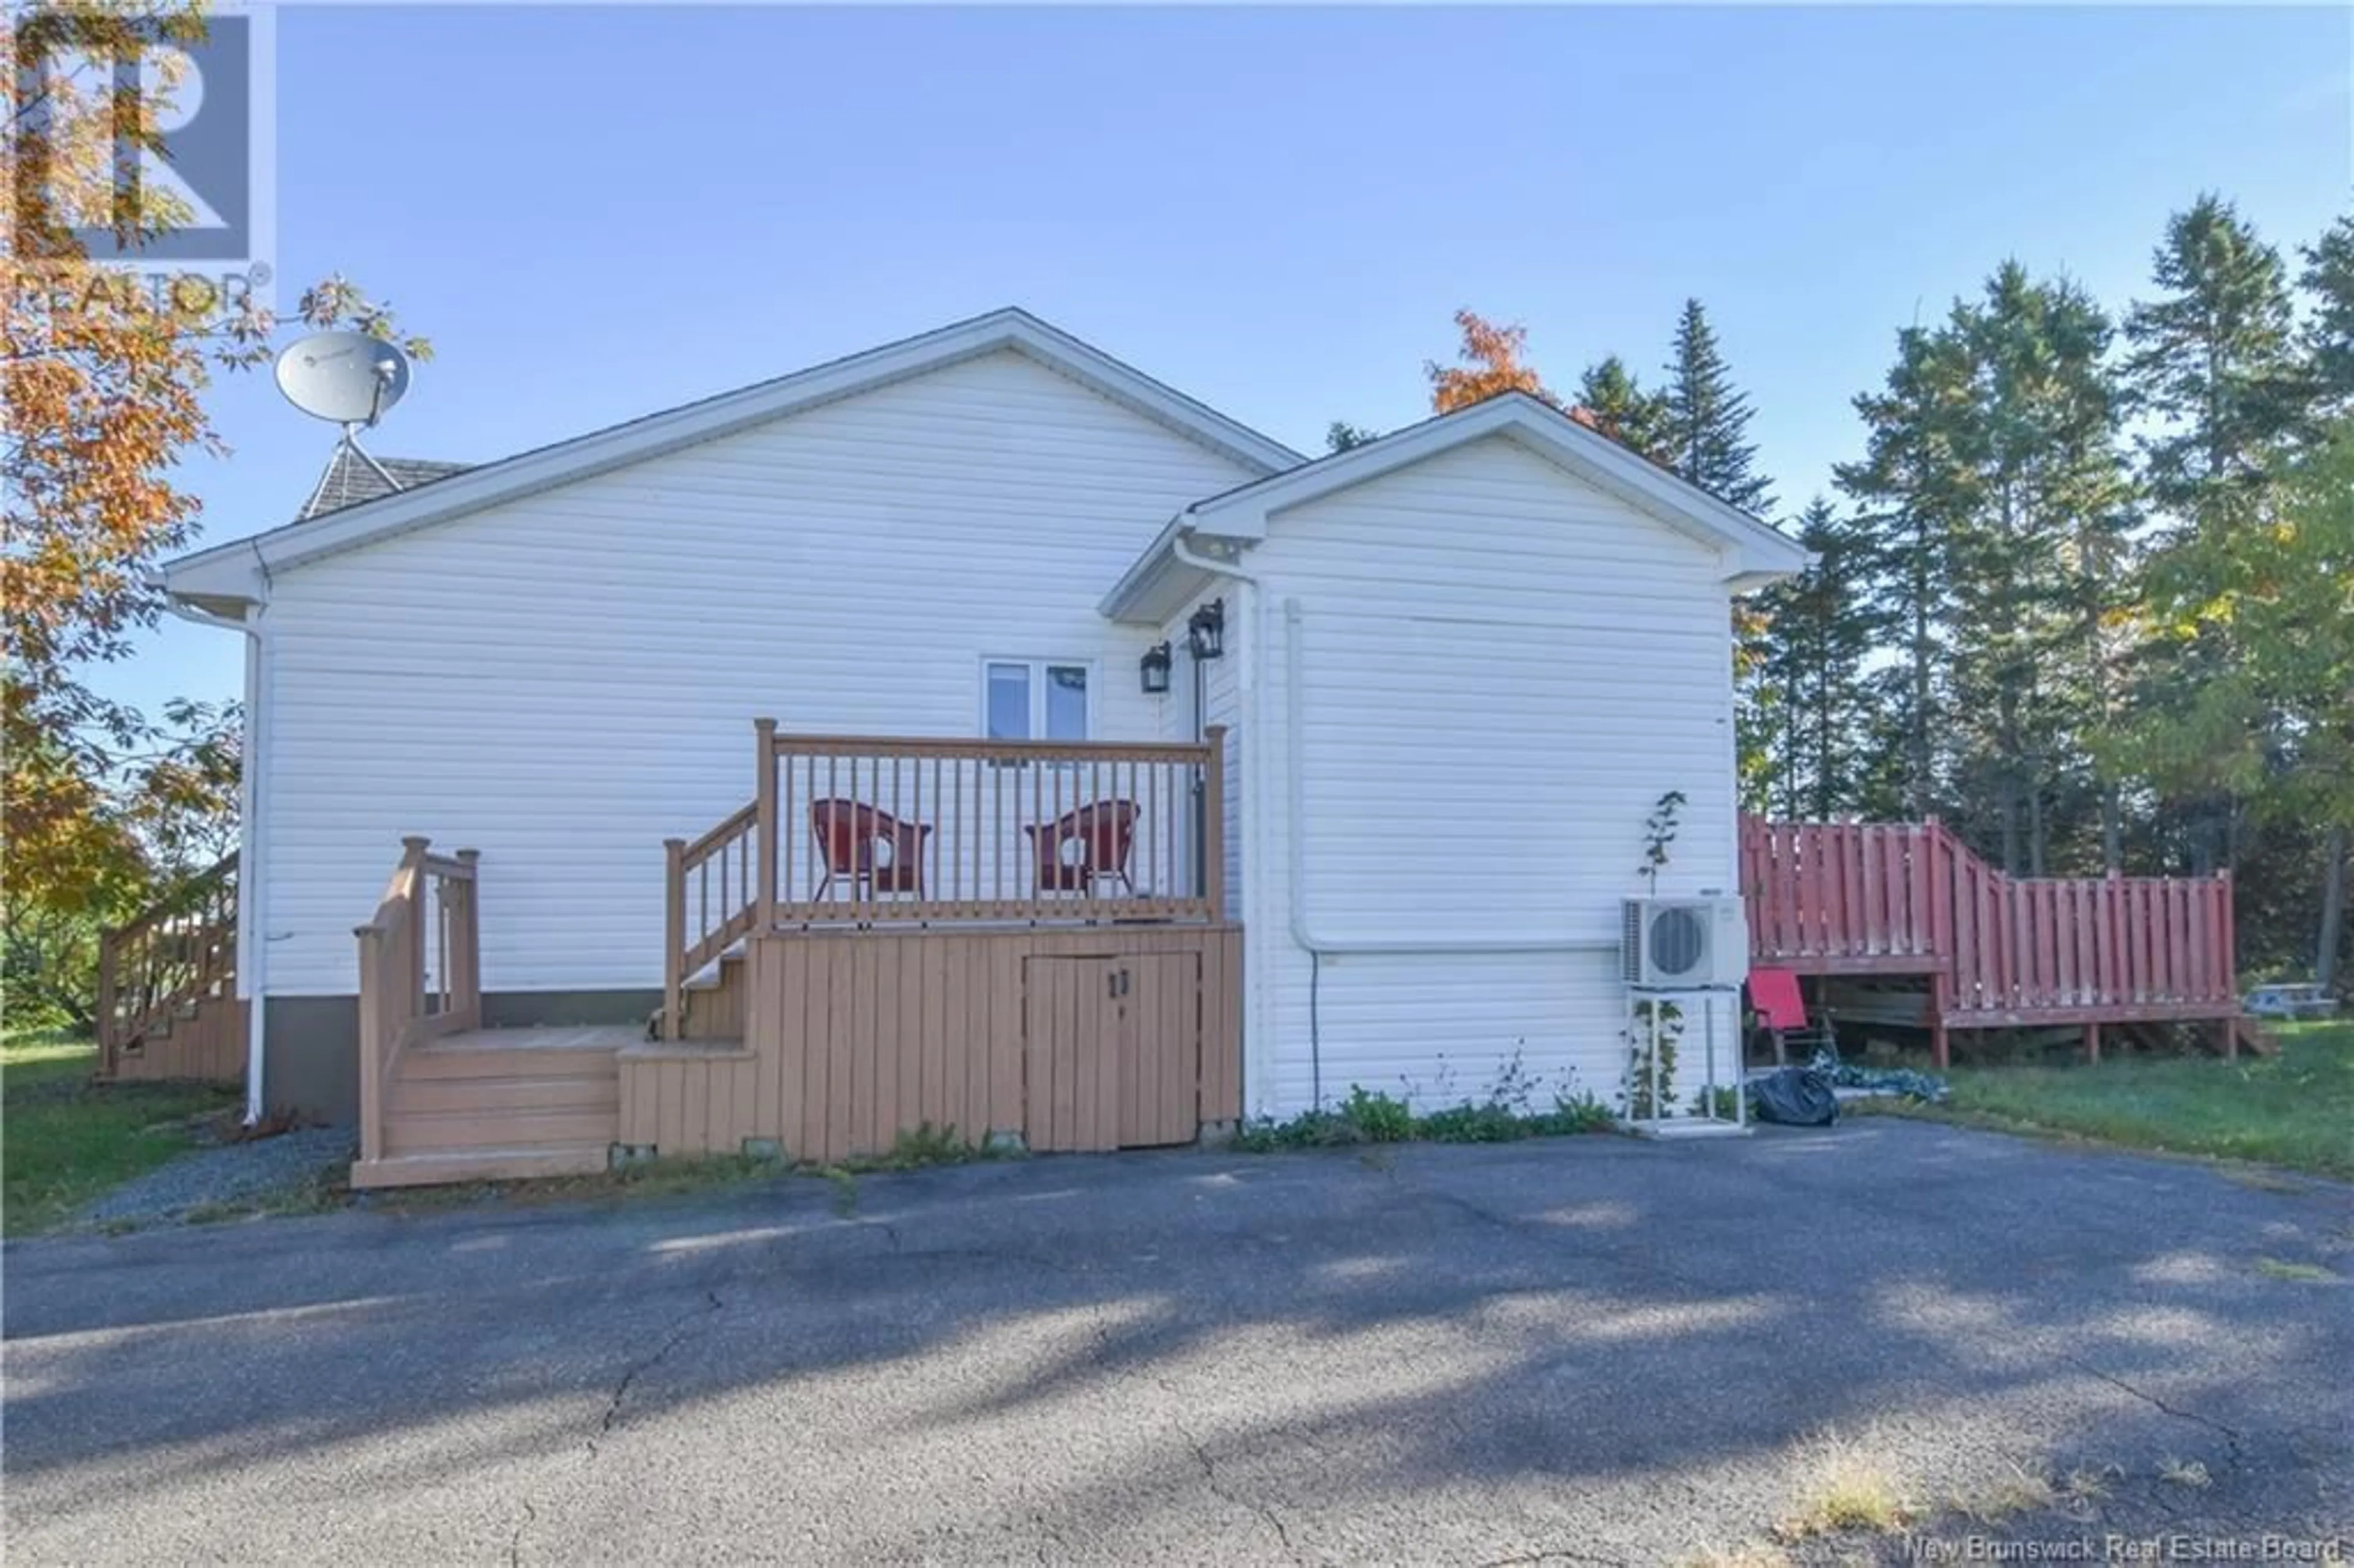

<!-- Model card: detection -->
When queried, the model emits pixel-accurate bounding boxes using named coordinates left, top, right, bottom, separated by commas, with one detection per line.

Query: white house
left=147, top=308, right=1805, bottom=1186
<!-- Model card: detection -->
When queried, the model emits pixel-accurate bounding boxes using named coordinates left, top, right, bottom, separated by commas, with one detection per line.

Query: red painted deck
left=1739, top=817, right=2239, bottom=1062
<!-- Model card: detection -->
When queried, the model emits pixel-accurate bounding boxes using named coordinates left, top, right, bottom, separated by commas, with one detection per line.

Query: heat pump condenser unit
left=1621, top=896, right=1748, bottom=989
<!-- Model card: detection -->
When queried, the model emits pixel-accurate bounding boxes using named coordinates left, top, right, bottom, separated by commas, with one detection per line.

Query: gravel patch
left=75, top=1125, right=354, bottom=1228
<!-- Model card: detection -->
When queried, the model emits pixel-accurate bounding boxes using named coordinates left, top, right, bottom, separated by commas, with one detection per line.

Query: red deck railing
left=1739, top=817, right=2237, bottom=1030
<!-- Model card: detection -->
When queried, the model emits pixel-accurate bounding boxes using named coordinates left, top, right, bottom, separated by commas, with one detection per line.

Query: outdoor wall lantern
left=1139, top=641, right=1173, bottom=696
left=1187, top=598, right=1227, bottom=661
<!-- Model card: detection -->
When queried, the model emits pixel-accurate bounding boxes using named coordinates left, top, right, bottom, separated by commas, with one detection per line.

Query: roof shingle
left=297, top=447, right=468, bottom=520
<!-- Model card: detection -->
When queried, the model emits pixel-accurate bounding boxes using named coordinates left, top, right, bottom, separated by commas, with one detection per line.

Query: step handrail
left=663, top=801, right=759, bottom=1041
left=98, top=851, right=238, bottom=1071
left=354, top=837, right=481, bottom=1163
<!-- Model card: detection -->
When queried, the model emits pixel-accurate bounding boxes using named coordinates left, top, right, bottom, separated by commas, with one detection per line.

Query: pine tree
left=1755, top=499, right=1884, bottom=818
left=1574, top=356, right=1670, bottom=462
left=2119, top=196, right=2306, bottom=873
left=1836, top=324, right=1978, bottom=820
left=2300, top=213, right=2354, bottom=417
left=1325, top=421, right=1380, bottom=453
left=1660, top=299, right=1773, bottom=514
left=1942, top=264, right=2134, bottom=873
left=2125, top=193, right=2304, bottom=531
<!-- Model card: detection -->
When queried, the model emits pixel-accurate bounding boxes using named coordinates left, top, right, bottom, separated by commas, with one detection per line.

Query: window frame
left=977, top=655, right=1097, bottom=747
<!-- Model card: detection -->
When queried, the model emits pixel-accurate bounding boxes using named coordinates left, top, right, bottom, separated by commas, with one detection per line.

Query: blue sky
left=115, top=2, right=2350, bottom=716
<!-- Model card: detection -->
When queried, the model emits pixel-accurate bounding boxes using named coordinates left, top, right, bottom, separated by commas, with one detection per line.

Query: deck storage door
left=1025, top=954, right=1200, bottom=1152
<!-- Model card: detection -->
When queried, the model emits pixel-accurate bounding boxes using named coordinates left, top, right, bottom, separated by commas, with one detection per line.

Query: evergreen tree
left=1836, top=324, right=1978, bottom=820
left=1660, top=299, right=1773, bottom=514
left=2118, top=196, right=2306, bottom=873
left=1943, top=264, right=2133, bottom=873
left=1652, top=303, right=1781, bottom=808
left=1574, top=356, right=1670, bottom=462
left=2124, top=193, right=2304, bottom=530
left=2299, top=213, right=2354, bottom=417
left=1325, top=421, right=1381, bottom=453
left=1755, top=499, right=1884, bottom=818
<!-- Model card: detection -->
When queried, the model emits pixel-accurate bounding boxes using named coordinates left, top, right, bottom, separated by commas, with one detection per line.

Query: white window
left=983, top=660, right=1090, bottom=742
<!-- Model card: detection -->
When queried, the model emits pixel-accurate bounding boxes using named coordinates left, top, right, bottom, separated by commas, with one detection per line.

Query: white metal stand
left=1622, top=986, right=1750, bottom=1140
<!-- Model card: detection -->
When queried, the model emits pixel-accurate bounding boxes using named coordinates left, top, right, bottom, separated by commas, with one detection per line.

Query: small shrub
left=1230, top=1068, right=1621, bottom=1151
left=1341, top=1086, right=1414, bottom=1142
left=1418, top=1100, right=1528, bottom=1143
left=1531, top=1091, right=1618, bottom=1135
left=1693, top=1084, right=1742, bottom=1121
left=886, top=1120, right=971, bottom=1168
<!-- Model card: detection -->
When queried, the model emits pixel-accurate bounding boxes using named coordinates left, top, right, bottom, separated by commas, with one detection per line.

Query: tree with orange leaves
left=5, top=3, right=425, bottom=1014
left=1423, top=309, right=1565, bottom=414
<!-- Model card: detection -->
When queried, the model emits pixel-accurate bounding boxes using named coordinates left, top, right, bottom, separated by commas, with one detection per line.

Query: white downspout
left=1168, top=528, right=1271, bottom=1113
left=1282, top=597, right=1616, bottom=956
left=158, top=592, right=270, bottom=1125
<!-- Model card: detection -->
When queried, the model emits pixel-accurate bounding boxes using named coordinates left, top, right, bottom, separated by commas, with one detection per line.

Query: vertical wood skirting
left=619, top=925, right=1243, bottom=1163
left=102, top=994, right=247, bottom=1084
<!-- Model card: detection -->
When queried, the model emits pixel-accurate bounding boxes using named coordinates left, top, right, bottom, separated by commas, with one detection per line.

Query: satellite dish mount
left=272, top=330, right=416, bottom=496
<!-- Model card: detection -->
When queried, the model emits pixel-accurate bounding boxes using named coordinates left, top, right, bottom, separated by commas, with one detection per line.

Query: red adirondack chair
left=1024, top=799, right=1139, bottom=897
left=809, top=798, right=932, bottom=900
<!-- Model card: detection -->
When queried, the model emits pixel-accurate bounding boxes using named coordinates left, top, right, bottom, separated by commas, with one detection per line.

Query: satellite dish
left=273, top=330, right=411, bottom=427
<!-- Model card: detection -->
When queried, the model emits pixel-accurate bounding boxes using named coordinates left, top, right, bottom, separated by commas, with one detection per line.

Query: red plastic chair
left=809, top=798, right=931, bottom=900
left=1024, top=800, right=1138, bottom=897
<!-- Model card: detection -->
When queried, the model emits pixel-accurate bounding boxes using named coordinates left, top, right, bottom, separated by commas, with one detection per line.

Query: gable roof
left=162, top=308, right=1305, bottom=605
left=1100, top=391, right=1811, bottom=623
left=296, top=449, right=469, bottom=520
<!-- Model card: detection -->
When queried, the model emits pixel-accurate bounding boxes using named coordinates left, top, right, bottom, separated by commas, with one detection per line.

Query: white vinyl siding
left=257, top=349, right=1254, bottom=995
left=1156, top=587, right=1244, bottom=926
left=1243, top=433, right=1743, bottom=1118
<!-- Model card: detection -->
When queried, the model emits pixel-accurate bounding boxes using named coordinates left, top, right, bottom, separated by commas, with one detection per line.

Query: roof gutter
left=156, top=584, right=270, bottom=1126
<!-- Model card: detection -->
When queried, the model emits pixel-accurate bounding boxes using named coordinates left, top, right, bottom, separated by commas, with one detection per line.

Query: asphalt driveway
left=6, top=1122, right=2349, bottom=1564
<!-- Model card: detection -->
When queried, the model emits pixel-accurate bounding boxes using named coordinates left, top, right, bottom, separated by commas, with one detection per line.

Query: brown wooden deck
left=351, top=725, right=1244, bottom=1187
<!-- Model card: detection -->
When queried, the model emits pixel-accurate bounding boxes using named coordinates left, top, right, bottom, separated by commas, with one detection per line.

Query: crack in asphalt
left=505, top=1498, right=535, bottom=1567
left=601, top=1290, right=725, bottom=1437
left=1474, top=1550, right=1632, bottom=1568
left=508, top=1290, right=723, bottom=1565
left=2062, top=1353, right=2245, bottom=1464
left=1156, top=1375, right=1300, bottom=1564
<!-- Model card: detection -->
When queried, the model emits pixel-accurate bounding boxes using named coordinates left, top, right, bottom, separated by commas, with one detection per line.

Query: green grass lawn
left=1916, top=1021, right=2353, bottom=1179
left=2, top=1029, right=240, bottom=1236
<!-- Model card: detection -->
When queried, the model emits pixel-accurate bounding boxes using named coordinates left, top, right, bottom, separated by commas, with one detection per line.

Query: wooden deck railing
left=760, top=723, right=1227, bottom=929
left=98, top=851, right=238, bottom=1072
left=1943, top=848, right=2234, bottom=1023
left=658, top=723, right=1230, bottom=1035
left=661, top=802, right=758, bottom=1043
left=354, top=837, right=481, bottom=1162
left=1740, top=816, right=2237, bottom=1024
left=1739, top=820, right=1947, bottom=969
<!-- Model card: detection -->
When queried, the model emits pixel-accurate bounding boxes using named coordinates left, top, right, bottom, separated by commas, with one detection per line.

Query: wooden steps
left=350, top=1025, right=633, bottom=1190
left=652, top=949, right=748, bottom=1041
